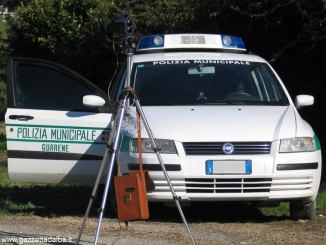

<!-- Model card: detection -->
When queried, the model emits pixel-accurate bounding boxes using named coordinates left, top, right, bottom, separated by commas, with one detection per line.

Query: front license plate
left=206, top=160, right=252, bottom=175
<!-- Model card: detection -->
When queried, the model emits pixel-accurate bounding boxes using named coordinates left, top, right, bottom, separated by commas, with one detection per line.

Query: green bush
left=6, top=0, right=119, bottom=91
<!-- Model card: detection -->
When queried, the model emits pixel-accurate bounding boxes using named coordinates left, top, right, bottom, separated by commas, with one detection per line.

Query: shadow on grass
left=0, top=183, right=291, bottom=223
left=147, top=201, right=290, bottom=224
left=0, top=184, right=96, bottom=217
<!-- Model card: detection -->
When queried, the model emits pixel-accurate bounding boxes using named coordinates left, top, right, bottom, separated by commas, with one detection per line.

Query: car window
left=13, top=63, right=98, bottom=111
left=131, top=60, right=289, bottom=105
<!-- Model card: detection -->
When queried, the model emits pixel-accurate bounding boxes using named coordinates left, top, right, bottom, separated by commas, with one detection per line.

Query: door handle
left=9, top=115, right=34, bottom=120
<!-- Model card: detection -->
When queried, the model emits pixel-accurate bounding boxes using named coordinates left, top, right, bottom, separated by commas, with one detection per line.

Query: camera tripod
left=76, top=88, right=196, bottom=245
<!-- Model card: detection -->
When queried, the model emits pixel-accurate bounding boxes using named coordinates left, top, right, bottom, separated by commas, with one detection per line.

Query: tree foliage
left=6, top=0, right=326, bottom=87
left=115, top=0, right=326, bottom=62
left=6, top=0, right=119, bottom=90
left=0, top=14, right=9, bottom=119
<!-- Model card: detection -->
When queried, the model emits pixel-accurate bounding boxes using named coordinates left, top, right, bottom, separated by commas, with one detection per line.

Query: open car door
left=5, top=57, right=114, bottom=184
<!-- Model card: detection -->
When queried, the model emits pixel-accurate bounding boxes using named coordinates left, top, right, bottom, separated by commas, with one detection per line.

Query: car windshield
left=131, top=60, right=289, bottom=106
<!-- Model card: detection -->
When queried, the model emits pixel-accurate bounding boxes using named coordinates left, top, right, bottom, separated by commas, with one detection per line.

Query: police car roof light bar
left=136, top=33, right=246, bottom=52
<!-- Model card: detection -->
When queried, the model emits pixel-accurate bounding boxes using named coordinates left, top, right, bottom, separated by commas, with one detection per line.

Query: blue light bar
left=136, top=34, right=246, bottom=52
left=221, top=35, right=246, bottom=50
left=137, top=34, right=164, bottom=50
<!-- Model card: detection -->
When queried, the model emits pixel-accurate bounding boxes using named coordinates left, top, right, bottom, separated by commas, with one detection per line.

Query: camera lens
left=127, top=20, right=133, bottom=26
left=126, top=27, right=133, bottom=33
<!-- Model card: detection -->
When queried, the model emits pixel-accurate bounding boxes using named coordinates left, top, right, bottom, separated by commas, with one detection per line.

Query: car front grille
left=185, top=178, right=272, bottom=193
left=183, top=142, right=271, bottom=155
left=151, top=177, right=313, bottom=195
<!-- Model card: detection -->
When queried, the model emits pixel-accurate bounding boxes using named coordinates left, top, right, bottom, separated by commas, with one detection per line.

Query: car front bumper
left=118, top=141, right=322, bottom=203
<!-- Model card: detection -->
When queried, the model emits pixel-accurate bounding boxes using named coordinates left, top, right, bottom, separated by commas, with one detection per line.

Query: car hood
left=134, top=105, right=296, bottom=142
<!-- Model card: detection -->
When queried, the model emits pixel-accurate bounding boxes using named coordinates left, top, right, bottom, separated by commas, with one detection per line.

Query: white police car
left=5, top=34, right=321, bottom=219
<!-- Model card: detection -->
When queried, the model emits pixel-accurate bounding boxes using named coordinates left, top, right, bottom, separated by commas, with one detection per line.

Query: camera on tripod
left=113, top=10, right=137, bottom=54
left=114, top=10, right=135, bottom=36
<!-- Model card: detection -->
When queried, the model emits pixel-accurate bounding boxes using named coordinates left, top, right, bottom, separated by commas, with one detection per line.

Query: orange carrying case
left=114, top=109, right=154, bottom=221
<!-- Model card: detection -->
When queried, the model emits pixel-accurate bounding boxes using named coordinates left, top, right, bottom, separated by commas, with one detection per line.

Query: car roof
left=131, top=52, right=267, bottom=63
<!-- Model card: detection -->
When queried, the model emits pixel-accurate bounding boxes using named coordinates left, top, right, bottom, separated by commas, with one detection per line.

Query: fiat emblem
left=222, top=143, right=234, bottom=154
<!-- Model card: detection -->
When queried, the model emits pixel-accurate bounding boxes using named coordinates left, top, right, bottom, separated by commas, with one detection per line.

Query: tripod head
left=120, top=36, right=137, bottom=54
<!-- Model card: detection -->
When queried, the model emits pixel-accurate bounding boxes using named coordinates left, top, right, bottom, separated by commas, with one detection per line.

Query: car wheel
left=290, top=200, right=316, bottom=220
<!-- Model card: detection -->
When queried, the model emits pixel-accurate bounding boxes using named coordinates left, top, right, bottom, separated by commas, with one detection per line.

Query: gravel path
left=0, top=216, right=234, bottom=245
left=0, top=202, right=326, bottom=245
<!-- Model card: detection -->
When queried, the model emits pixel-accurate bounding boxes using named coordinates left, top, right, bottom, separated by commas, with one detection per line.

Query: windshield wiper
left=200, top=100, right=232, bottom=105
left=141, top=100, right=254, bottom=105
left=141, top=101, right=182, bottom=105
left=196, top=100, right=251, bottom=105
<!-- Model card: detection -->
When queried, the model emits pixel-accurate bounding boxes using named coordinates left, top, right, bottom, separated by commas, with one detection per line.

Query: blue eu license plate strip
left=206, top=160, right=252, bottom=175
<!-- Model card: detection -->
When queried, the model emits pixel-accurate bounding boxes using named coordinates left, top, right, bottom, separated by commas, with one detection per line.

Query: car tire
left=290, top=200, right=316, bottom=220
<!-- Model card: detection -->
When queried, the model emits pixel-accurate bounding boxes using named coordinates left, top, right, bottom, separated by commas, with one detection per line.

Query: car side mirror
left=83, top=95, right=106, bottom=107
left=295, top=95, right=314, bottom=109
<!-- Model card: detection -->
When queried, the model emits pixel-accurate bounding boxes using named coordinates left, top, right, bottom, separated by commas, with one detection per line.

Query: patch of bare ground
left=0, top=214, right=326, bottom=245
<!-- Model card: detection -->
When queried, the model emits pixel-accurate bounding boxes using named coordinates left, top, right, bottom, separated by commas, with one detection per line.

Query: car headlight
left=130, top=138, right=177, bottom=153
left=279, top=137, right=316, bottom=153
